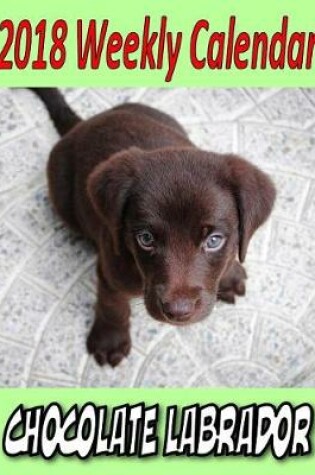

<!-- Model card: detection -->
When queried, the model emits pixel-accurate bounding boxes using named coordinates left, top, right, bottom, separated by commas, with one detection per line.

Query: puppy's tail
left=30, top=88, right=81, bottom=136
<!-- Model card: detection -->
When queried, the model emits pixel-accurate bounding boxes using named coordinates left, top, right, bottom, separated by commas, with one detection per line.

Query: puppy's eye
left=204, top=233, right=225, bottom=251
left=136, top=231, right=155, bottom=250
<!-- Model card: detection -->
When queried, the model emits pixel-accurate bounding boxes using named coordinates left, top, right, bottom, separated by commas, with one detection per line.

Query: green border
left=1, top=0, right=315, bottom=473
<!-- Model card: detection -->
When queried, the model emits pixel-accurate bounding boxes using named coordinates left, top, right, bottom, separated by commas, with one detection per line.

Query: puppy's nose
left=161, top=298, right=196, bottom=322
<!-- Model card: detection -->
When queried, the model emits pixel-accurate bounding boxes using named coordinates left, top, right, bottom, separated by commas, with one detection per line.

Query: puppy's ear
left=87, top=148, right=140, bottom=254
left=224, top=155, right=276, bottom=263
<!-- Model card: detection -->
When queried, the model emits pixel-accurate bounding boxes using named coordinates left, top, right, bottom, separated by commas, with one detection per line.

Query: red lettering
left=190, top=19, right=209, bottom=69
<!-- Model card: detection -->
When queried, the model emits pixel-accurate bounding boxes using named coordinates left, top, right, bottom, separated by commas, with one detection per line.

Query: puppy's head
left=88, top=147, right=275, bottom=325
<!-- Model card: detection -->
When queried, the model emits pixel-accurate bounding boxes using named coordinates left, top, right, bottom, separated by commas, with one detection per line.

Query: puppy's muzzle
left=154, top=284, right=203, bottom=324
left=160, top=297, right=200, bottom=323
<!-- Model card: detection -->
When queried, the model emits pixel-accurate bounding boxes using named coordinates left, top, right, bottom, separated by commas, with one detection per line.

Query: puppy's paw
left=87, top=322, right=131, bottom=367
left=218, top=261, right=247, bottom=304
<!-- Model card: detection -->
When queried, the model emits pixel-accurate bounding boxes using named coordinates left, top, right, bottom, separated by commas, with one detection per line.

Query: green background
left=0, top=389, right=315, bottom=474
left=1, top=0, right=315, bottom=86
left=1, top=0, right=315, bottom=473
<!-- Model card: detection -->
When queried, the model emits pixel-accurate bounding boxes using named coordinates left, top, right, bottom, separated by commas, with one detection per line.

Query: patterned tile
left=0, top=90, right=30, bottom=141
left=258, top=89, right=315, bottom=128
left=298, top=296, right=315, bottom=342
left=0, top=339, right=33, bottom=387
left=177, top=308, right=256, bottom=367
left=5, top=185, right=57, bottom=244
left=245, top=88, right=280, bottom=102
left=157, top=89, right=209, bottom=124
left=301, top=180, right=315, bottom=225
left=0, top=87, right=314, bottom=387
left=0, top=133, right=48, bottom=193
left=190, top=88, right=254, bottom=121
left=130, top=299, right=169, bottom=354
left=240, top=123, right=315, bottom=176
left=0, top=223, right=35, bottom=294
left=245, top=262, right=314, bottom=320
left=267, top=220, right=315, bottom=279
left=0, top=278, right=57, bottom=344
left=135, top=333, right=198, bottom=387
left=272, top=172, right=310, bottom=221
left=186, top=122, right=236, bottom=153
left=23, top=227, right=94, bottom=294
left=214, top=361, right=280, bottom=387
left=83, top=350, right=143, bottom=387
left=253, top=317, right=315, bottom=382
left=69, top=89, right=111, bottom=119
left=30, top=282, right=94, bottom=381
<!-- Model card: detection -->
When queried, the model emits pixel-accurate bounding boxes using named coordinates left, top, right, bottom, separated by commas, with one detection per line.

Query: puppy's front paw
left=87, top=321, right=131, bottom=367
left=218, top=261, right=247, bottom=304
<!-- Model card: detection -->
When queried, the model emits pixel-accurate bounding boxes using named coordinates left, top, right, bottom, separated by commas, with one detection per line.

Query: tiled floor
left=0, top=87, right=314, bottom=387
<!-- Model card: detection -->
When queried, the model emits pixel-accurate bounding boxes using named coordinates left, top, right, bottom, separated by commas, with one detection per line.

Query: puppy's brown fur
left=31, top=89, right=276, bottom=367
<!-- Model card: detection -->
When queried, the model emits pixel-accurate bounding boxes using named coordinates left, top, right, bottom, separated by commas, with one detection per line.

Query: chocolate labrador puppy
left=30, top=88, right=276, bottom=367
